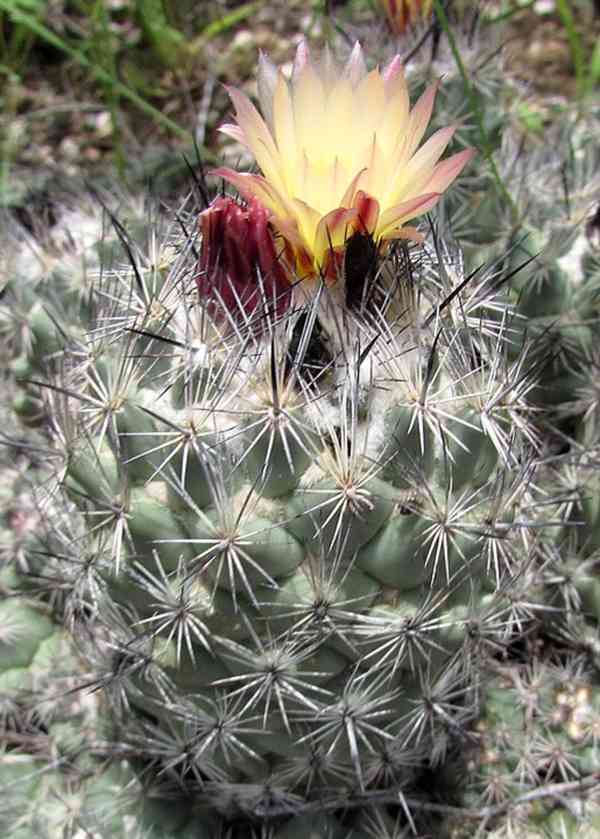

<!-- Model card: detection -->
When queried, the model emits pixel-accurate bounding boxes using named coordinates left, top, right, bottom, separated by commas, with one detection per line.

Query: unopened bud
left=196, top=196, right=291, bottom=328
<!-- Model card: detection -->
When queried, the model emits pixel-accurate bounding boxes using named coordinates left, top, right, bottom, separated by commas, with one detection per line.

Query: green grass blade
left=555, top=0, right=587, bottom=100
left=199, top=2, right=260, bottom=39
left=589, top=39, right=600, bottom=88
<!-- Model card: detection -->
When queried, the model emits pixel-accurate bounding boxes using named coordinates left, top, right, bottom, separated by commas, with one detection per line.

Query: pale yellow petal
left=226, top=87, right=287, bottom=196
left=325, top=78, right=356, bottom=164
left=301, top=156, right=339, bottom=216
left=211, top=169, right=290, bottom=219
left=383, top=126, right=456, bottom=206
left=293, top=63, right=326, bottom=160
left=356, top=69, right=386, bottom=130
left=377, top=84, right=410, bottom=157
left=273, top=74, right=299, bottom=193
left=362, top=136, right=387, bottom=200
left=257, top=50, right=278, bottom=131
left=289, top=197, right=322, bottom=253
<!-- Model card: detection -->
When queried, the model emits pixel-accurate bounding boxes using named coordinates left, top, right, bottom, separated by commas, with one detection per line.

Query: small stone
left=59, top=137, right=80, bottom=161
left=231, top=29, right=255, bottom=52
left=84, top=147, right=101, bottom=162
left=94, top=110, right=113, bottom=139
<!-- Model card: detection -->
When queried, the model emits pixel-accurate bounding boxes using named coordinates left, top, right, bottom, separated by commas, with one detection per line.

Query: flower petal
left=421, top=148, right=476, bottom=193
left=352, top=191, right=380, bottom=234
left=293, top=62, right=326, bottom=161
left=288, top=196, right=322, bottom=250
left=383, top=54, right=404, bottom=86
left=408, top=125, right=457, bottom=172
left=219, top=123, right=247, bottom=145
left=273, top=73, right=299, bottom=192
left=217, top=42, right=472, bottom=279
left=382, top=125, right=457, bottom=205
left=224, top=87, right=288, bottom=195
left=314, top=207, right=359, bottom=268
left=344, top=41, right=367, bottom=86
left=382, top=226, right=425, bottom=244
left=356, top=69, right=386, bottom=133
left=397, top=80, right=440, bottom=161
left=378, top=192, right=440, bottom=236
left=340, top=167, right=369, bottom=208
left=257, top=50, right=279, bottom=131
left=273, top=217, right=315, bottom=279
left=212, top=168, right=292, bottom=220
left=293, top=40, right=310, bottom=77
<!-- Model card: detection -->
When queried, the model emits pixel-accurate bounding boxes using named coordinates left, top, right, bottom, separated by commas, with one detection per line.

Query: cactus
left=0, top=594, right=218, bottom=838
left=0, top=183, right=173, bottom=427
left=453, top=657, right=600, bottom=838
left=2, top=8, right=600, bottom=837
left=9, top=132, right=560, bottom=834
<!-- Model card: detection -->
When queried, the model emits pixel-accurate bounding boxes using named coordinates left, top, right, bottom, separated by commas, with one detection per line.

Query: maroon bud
left=196, top=196, right=292, bottom=327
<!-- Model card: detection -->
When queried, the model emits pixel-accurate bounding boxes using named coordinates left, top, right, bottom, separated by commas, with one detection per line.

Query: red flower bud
left=196, top=196, right=292, bottom=327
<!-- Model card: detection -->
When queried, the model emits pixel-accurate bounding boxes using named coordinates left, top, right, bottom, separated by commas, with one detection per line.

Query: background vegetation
left=0, top=0, right=598, bottom=214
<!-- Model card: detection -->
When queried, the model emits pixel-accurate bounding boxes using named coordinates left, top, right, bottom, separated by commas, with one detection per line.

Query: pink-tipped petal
left=344, top=41, right=367, bottom=86
left=226, top=87, right=279, bottom=157
left=422, top=148, right=476, bottom=192
left=382, top=54, right=404, bottom=86
left=223, top=87, right=291, bottom=197
left=402, top=80, right=440, bottom=160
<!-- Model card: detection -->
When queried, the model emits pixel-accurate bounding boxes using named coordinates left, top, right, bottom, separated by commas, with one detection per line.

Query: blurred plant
left=0, top=0, right=44, bottom=77
left=556, top=0, right=600, bottom=101
left=379, top=0, right=433, bottom=35
left=0, top=0, right=190, bottom=139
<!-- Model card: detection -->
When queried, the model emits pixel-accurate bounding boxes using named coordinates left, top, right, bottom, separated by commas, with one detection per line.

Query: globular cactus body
left=17, top=182, right=552, bottom=825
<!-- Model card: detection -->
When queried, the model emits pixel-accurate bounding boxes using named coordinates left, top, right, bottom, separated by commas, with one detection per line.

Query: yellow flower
left=381, top=0, right=433, bottom=35
left=213, top=41, right=474, bottom=281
